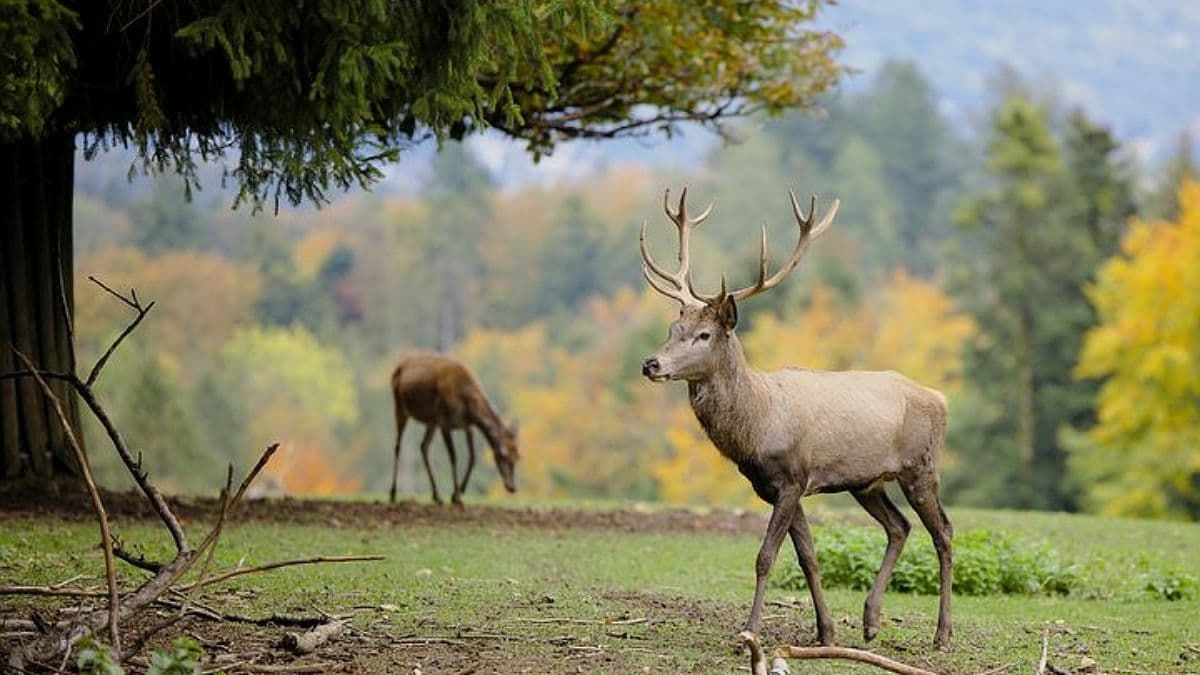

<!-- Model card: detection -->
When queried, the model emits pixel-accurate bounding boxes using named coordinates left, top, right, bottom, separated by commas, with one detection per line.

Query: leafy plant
left=1142, top=570, right=1199, bottom=601
left=773, top=525, right=1081, bottom=597
left=147, top=636, right=204, bottom=675
left=76, top=638, right=123, bottom=675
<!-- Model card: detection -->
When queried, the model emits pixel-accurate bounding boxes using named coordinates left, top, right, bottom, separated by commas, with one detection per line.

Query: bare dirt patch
left=1, top=489, right=773, bottom=537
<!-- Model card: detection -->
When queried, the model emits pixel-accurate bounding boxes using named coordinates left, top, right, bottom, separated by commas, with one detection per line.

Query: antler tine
left=640, top=220, right=677, bottom=285
left=720, top=190, right=838, bottom=303
left=642, top=264, right=687, bottom=303
left=641, top=187, right=713, bottom=307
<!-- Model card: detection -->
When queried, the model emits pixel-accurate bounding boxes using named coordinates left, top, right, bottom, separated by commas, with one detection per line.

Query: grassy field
left=2, top=497, right=1198, bottom=673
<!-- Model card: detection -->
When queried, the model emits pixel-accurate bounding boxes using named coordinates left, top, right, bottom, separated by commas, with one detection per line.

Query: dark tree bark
left=0, top=132, right=81, bottom=486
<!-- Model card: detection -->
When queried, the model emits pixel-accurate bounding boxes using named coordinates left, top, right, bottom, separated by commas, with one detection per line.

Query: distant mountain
left=821, top=0, right=1200, bottom=160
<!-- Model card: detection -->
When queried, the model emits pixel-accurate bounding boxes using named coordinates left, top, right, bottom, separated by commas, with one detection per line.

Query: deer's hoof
left=863, top=621, right=879, bottom=642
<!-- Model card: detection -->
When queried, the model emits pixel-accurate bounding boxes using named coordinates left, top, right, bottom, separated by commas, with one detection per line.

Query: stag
left=639, top=188, right=953, bottom=649
left=390, top=352, right=520, bottom=505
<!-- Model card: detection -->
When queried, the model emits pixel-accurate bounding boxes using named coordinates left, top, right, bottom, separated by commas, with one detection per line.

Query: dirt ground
left=0, top=489, right=773, bottom=537
left=2, top=494, right=784, bottom=674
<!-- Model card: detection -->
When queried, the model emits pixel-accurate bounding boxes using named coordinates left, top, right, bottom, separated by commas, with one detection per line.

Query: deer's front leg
left=746, top=488, right=801, bottom=634
left=441, top=428, right=463, bottom=506
left=789, top=503, right=835, bottom=645
left=458, top=427, right=477, bottom=495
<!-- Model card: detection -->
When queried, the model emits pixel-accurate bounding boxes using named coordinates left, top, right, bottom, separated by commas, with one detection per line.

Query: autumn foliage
left=1070, top=179, right=1200, bottom=519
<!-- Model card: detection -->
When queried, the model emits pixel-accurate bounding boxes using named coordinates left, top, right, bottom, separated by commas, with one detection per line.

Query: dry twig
left=1037, top=623, right=1050, bottom=675
left=177, top=555, right=385, bottom=593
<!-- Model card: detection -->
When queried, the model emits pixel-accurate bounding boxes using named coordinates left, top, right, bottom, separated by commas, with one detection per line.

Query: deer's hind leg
left=390, top=413, right=408, bottom=504
left=899, top=472, right=953, bottom=650
left=852, top=487, right=911, bottom=642
left=418, top=425, right=442, bottom=504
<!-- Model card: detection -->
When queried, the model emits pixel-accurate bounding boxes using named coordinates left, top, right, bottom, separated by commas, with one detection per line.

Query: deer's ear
left=717, top=294, right=738, bottom=330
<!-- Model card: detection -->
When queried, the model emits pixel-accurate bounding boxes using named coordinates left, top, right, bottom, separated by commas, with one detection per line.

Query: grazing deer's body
left=390, top=352, right=519, bottom=505
left=640, top=189, right=953, bottom=650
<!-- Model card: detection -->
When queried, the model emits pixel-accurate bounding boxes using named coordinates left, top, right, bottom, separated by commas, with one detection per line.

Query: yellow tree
left=1070, top=179, right=1200, bottom=519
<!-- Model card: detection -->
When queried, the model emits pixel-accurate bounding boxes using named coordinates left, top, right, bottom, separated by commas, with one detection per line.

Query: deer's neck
left=469, top=396, right=506, bottom=449
left=687, top=335, right=766, bottom=464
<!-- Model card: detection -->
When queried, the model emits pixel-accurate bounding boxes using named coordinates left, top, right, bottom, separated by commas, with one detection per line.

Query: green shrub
left=77, top=638, right=123, bottom=675
left=772, top=525, right=1081, bottom=597
left=1142, top=570, right=1198, bottom=601
left=76, top=636, right=204, bottom=675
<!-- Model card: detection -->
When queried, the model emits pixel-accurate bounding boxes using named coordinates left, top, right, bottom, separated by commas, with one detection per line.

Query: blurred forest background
left=72, top=53, right=1199, bottom=518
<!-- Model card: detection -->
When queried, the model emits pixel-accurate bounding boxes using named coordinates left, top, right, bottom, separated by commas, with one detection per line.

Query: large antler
left=640, top=187, right=715, bottom=307
left=690, top=191, right=839, bottom=304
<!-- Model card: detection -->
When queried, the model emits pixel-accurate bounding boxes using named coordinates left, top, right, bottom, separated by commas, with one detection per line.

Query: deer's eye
left=697, top=331, right=711, bottom=341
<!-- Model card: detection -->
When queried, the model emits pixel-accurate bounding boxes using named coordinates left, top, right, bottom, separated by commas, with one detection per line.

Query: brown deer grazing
left=390, top=352, right=520, bottom=505
left=639, top=188, right=953, bottom=649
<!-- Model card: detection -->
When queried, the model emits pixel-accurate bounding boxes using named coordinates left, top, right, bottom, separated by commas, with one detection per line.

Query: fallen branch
left=177, top=555, right=386, bottom=592
left=509, top=616, right=648, bottom=626
left=773, top=645, right=938, bottom=675
left=0, top=585, right=107, bottom=597
left=157, top=595, right=337, bottom=628
left=740, top=631, right=938, bottom=675
left=282, top=620, right=346, bottom=655
left=1037, top=623, right=1050, bottom=675
left=237, top=662, right=343, bottom=673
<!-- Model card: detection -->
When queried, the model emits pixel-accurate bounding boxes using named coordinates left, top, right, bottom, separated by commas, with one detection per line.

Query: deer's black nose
left=642, top=357, right=660, bottom=377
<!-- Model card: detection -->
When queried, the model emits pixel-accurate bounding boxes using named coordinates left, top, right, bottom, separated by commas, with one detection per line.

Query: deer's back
left=758, top=368, right=947, bottom=494
left=391, top=353, right=484, bottom=427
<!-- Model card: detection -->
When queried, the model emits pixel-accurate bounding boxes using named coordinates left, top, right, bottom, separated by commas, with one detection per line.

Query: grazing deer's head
left=640, top=188, right=839, bottom=383
left=494, top=419, right=520, bottom=492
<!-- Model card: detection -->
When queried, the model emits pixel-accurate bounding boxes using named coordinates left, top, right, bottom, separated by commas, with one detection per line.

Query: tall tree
left=952, top=100, right=1137, bottom=509
left=1068, top=179, right=1200, bottom=519
left=0, top=0, right=844, bottom=487
left=424, top=143, right=493, bottom=350
left=1145, top=132, right=1197, bottom=220
left=857, top=60, right=966, bottom=275
left=952, top=97, right=1063, bottom=508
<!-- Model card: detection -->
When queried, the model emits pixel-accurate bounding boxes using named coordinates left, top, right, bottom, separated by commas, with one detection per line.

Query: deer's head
left=640, top=187, right=839, bottom=383
left=494, top=419, right=520, bottom=492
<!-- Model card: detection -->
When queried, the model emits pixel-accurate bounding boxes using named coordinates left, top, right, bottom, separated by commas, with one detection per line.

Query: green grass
left=2, top=504, right=1199, bottom=674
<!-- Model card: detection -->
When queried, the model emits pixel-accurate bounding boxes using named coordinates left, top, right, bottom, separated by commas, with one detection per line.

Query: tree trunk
left=0, top=132, right=82, bottom=487
left=1015, top=305, right=1035, bottom=492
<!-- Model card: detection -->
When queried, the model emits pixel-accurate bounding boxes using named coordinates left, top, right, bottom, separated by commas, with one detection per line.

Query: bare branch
left=13, top=349, right=121, bottom=657
left=112, top=539, right=164, bottom=573
left=773, top=645, right=937, bottom=675
left=85, top=276, right=155, bottom=386
left=0, top=585, right=107, bottom=598
left=73, top=383, right=188, bottom=552
left=177, top=555, right=385, bottom=593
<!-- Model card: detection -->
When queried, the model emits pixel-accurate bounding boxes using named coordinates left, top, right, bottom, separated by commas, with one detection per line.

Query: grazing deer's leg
left=458, top=427, right=477, bottom=495
left=747, top=489, right=801, bottom=634
left=390, top=414, right=408, bottom=503
left=853, top=488, right=911, bottom=642
left=900, top=475, right=953, bottom=650
left=418, top=425, right=442, bottom=504
left=788, top=502, right=835, bottom=646
left=441, top=428, right=463, bottom=506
